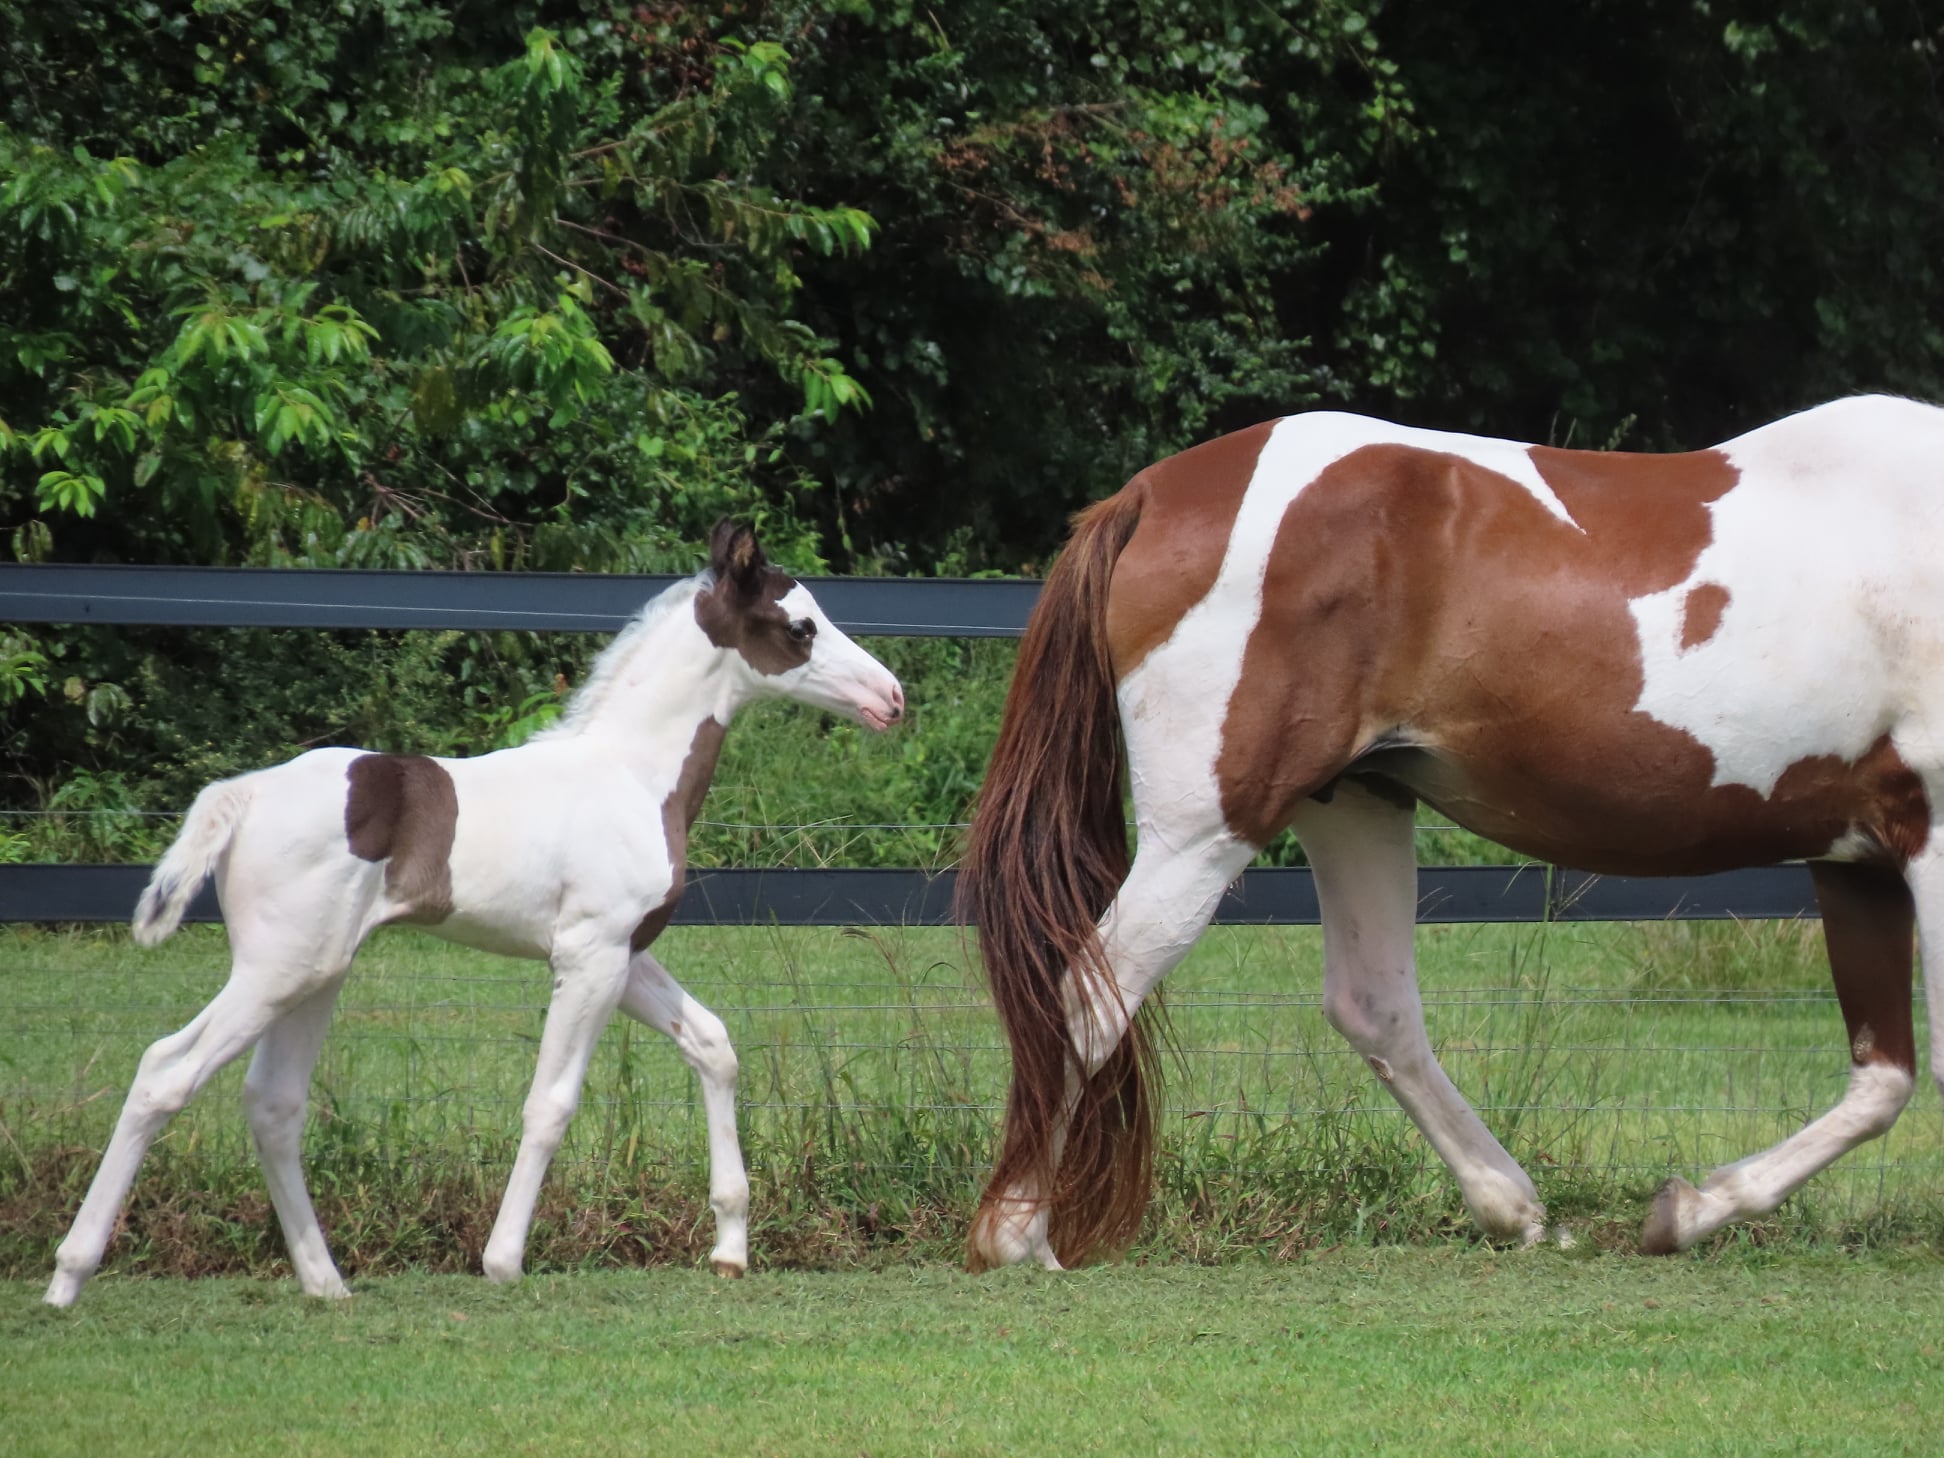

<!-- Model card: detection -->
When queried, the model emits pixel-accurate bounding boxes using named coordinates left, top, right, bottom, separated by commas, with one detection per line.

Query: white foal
left=44, top=522, right=904, bottom=1307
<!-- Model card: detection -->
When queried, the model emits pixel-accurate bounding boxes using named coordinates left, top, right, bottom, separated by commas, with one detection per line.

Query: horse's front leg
left=1291, top=782, right=1549, bottom=1246
left=481, top=935, right=631, bottom=1284
left=616, top=950, right=750, bottom=1277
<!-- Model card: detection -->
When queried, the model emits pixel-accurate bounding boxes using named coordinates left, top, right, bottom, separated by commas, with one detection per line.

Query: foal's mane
left=530, top=574, right=710, bottom=741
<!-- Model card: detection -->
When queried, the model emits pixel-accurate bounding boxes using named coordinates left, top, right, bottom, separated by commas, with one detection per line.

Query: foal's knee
left=679, top=1010, right=739, bottom=1087
left=242, top=1073, right=306, bottom=1147
left=520, top=1087, right=579, bottom=1149
left=128, top=1038, right=205, bottom=1122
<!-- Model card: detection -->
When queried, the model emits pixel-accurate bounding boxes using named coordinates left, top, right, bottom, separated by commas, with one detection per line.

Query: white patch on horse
left=1628, top=395, right=1944, bottom=798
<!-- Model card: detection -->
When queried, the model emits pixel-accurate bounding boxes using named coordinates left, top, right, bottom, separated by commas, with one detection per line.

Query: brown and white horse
left=962, top=394, right=1944, bottom=1270
left=45, top=523, right=904, bottom=1307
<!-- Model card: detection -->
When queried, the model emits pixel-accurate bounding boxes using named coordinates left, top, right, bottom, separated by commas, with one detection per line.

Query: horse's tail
left=132, top=777, right=251, bottom=947
left=960, top=479, right=1159, bottom=1270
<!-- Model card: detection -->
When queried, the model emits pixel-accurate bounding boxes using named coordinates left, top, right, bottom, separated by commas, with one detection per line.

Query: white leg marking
left=1642, top=1062, right=1914, bottom=1253
left=617, top=951, right=750, bottom=1277
left=481, top=942, right=631, bottom=1284
left=45, top=982, right=284, bottom=1307
left=1291, top=786, right=1548, bottom=1245
left=243, top=981, right=352, bottom=1299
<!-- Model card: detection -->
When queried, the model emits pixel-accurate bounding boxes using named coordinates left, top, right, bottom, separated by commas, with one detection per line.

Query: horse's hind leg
left=1290, top=781, right=1548, bottom=1245
left=616, top=950, right=750, bottom=1276
left=968, top=834, right=1258, bottom=1271
left=44, top=979, right=285, bottom=1306
left=1642, top=860, right=1916, bottom=1253
left=243, top=980, right=352, bottom=1298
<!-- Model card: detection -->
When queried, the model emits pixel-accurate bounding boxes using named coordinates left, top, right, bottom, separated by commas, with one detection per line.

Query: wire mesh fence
left=6, top=911, right=1939, bottom=1236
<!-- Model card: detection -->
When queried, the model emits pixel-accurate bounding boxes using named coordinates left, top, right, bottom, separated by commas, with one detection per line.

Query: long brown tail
left=959, top=480, right=1161, bottom=1269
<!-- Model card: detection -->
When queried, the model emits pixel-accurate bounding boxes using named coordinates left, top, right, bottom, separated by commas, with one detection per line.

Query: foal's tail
left=959, top=479, right=1159, bottom=1270
left=132, top=777, right=252, bottom=947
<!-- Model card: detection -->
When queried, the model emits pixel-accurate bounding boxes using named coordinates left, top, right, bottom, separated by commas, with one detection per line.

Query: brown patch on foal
left=630, top=717, right=727, bottom=954
left=1679, top=583, right=1730, bottom=650
left=345, top=754, right=458, bottom=923
left=1104, top=420, right=1275, bottom=677
left=1203, top=438, right=1929, bottom=871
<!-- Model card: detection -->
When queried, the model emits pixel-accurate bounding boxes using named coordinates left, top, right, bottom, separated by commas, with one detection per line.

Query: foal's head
left=695, top=521, right=906, bottom=731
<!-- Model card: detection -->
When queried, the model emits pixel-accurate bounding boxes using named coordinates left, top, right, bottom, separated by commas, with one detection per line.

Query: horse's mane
left=530, top=573, right=710, bottom=741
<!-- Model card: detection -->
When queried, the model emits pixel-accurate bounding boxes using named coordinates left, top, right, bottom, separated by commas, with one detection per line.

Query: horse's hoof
left=43, top=1272, right=84, bottom=1308
left=1640, top=1177, right=1697, bottom=1255
left=711, top=1258, right=746, bottom=1279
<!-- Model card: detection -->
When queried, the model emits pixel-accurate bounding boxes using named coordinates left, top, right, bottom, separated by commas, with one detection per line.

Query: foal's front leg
left=617, top=950, right=750, bottom=1276
left=481, top=938, right=631, bottom=1284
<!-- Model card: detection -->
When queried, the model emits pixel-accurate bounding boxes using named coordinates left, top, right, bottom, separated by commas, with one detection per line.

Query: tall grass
left=3, top=916, right=1940, bottom=1281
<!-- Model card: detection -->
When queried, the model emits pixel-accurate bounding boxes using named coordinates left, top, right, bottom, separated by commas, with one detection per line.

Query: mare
left=45, top=522, right=904, bottom=1306
left=961, top=394, right=1944, bottom=1269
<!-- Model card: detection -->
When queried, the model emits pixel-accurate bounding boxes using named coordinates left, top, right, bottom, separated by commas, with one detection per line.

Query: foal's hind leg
left=243, top=980, right=352, bottom=1298
left=481, top=936, right=631, bottom=1284
left=45, top=980, right=285, bottom=1306
left=1642, top=860, right=1916, bottom=1253
left=1290, top=782, right=1548, bottom=1245
left=617, top=950, right=750, bottom=1276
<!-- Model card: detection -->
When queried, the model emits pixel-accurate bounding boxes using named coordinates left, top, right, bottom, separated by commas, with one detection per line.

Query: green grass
left=3, top=917, right=1941, bottom=1280
left=4, top=1250, right=1941, bottom=1456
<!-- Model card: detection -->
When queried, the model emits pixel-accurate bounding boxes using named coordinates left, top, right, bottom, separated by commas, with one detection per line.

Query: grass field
left=3, top=916, right=1941, bottom=1281
left=5, top=1250, right=1941, bottom=1456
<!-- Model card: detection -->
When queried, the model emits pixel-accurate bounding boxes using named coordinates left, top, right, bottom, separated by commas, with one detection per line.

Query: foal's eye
left=788, top=617, right=816, bottom=643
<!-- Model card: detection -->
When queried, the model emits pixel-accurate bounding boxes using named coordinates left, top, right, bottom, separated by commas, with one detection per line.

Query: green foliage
left=8, top=1, right=1944, bottom=849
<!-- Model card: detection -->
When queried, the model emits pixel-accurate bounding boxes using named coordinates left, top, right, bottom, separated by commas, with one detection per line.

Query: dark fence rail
left=0, top=863, right=1820, bottom=928
left=0, top=562, right=1039, bottom=637
left=3, top=564, right=1825, bottom=928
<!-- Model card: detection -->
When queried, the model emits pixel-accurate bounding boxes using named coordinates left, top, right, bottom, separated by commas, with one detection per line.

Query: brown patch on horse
left=694, top=520, right=812, bottom=677
left=1679, top=583, right=1730, bottom=650
left=1809, top=861, right=1917, bottom=1075
left=345, top=754, right=458, bottom=923
left=1205, top=439, right=1931, bottom=872
left=1105, top=420, right=1275, bottom=677
left=631, top=718, right=728, bottom=954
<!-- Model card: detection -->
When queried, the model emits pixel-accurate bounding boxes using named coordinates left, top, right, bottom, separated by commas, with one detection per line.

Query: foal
left=963, top=393, right=1944, bottom=1270
left=45, top=522, right=904, bottom=1306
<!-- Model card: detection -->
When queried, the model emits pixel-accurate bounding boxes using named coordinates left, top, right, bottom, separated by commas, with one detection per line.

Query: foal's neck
left=566, top=593, right=747, bottom=785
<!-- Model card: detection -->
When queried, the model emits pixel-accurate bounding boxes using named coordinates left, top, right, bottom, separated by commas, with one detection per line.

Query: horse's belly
left=1379, top=736, right=1924, bottom=876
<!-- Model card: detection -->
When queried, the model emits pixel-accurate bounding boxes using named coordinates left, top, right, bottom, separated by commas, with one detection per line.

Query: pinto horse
left=44, top=523, right=904, bottom=1307
left=962, top=394, right=1944, bottom=1270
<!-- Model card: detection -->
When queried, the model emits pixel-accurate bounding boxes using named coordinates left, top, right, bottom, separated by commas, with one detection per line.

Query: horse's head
left=695, top=520, right=906, bottom=731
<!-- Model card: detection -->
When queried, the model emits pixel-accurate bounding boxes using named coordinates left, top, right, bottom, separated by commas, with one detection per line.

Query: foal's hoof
left=42, top=1271, right=84, bottom=1309
left=1640, top=1177, right=1698, bottom=1255
left=711, top=1257, right=747, bottom=1280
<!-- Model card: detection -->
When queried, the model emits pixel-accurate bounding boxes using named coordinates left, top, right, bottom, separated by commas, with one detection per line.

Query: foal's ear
left=709, top=519, right=767, bottom=595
